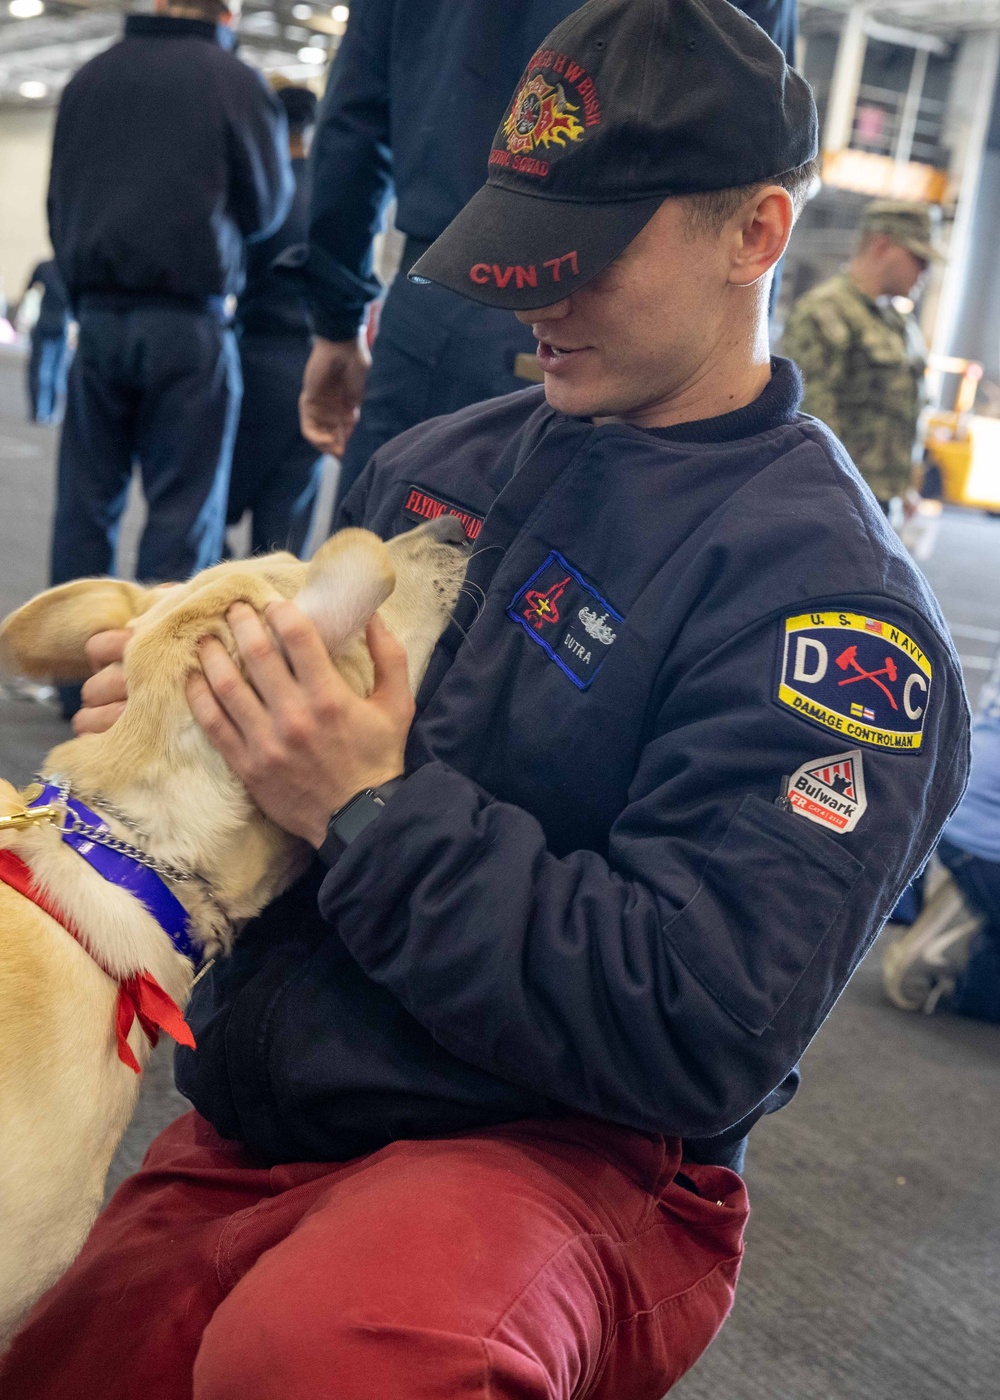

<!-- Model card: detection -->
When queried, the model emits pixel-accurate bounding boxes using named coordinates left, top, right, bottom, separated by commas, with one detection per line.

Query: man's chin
left=542, top=374, right=606, bottom=420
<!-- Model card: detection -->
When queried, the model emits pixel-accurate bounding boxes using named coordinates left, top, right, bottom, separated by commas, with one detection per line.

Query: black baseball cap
left=410, top=0, right=818, bottom=311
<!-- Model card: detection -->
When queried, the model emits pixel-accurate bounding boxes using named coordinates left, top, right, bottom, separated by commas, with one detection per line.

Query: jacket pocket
left=663, top=794, right=864, bottom=1036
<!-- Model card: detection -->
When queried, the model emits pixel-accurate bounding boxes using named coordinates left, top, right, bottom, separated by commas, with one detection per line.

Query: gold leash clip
left=0, top=783, right=66, bottom=833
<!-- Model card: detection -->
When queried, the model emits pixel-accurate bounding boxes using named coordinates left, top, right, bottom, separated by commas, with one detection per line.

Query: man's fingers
left=265, top=600, right=350, bottom=697
left=367, top=615, right=413, bottom=714
left=299, top=396, right=341, bottom=453
left=84, top=629, right=130, bottom=671
left=186, top=670, right=247, bottom=764
left=72, top=701, right=126, bottom=737
left=198, top=635, right=266, bottom=738
left=81, top=662, right=127, bottom=709
left=226, top=602, right=298, bottom=710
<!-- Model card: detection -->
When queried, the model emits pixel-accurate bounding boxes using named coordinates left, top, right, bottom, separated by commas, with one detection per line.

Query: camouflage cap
left=860, top=200, right=945, bottom=263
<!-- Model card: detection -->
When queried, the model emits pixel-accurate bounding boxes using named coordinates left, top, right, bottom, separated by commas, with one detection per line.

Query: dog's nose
left=425, top=514, right=469, bottom=547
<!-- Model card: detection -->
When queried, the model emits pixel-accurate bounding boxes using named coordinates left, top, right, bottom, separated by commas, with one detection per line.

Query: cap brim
left=408, top=183, right=665, bottom=311
left=903, top=239, right=946, bottom=264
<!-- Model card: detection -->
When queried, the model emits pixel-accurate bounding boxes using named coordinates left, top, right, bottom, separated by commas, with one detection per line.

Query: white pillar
left=824, top=5, right=869, bottom=154
left=931, top=28, right=1000, bottom=362
left=894, top=46, right=929, bottom=169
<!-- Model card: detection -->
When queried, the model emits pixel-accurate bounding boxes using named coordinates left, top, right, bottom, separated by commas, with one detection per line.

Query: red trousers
left=1, top=1112, right=748, bottom=1399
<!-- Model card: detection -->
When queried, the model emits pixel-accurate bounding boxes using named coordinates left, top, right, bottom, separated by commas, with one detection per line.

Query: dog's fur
left=0, top=520, right=468, bottom=1349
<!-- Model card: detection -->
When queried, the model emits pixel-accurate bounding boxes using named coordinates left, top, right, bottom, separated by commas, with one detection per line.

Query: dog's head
left=0, top=519, right=469, bottom=933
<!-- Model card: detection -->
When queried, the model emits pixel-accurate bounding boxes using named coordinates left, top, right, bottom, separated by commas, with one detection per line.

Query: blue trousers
left=937, top=838, right=1000, bottom=1023
left=228, top=332, right=323, bottom=558
left=27, top=330, right=70, bottom=425
left=335, top=272, right=537, bottom=518
left=51, top=304, right=241, bottom=587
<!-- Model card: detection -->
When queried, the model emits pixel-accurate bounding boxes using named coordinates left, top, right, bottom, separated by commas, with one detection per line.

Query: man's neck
left=848, top=259, right=885, bottom=302
left=596, top=308, right=772, bottom=431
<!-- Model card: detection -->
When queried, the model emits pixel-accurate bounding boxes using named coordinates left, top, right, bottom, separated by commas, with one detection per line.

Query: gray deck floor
left=1, top=350, right=997, bottom=1399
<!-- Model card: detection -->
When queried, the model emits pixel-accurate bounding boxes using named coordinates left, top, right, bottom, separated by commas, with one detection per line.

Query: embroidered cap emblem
left=509, top=551, right=622, bottom=690
left=503, top=73, right=585, bottom=155
left=775, top=611, right=932, bottom=752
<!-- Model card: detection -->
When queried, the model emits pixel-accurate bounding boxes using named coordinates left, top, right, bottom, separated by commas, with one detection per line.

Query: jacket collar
left=125, top=14, right=236, bottom=51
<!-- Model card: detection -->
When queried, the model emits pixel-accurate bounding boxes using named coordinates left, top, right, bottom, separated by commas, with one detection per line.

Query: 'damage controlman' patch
left=775, top=611, right=932, bottom=752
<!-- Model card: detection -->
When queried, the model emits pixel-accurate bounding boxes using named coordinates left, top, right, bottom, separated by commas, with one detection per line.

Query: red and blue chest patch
left=775, top=610, right=933, bottom=752
left=508, top=551, right=621, bottom=689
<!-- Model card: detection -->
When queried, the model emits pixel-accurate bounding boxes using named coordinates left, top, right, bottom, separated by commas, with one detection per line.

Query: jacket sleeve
left=317, top=601, right=968, bottom=1139
left=295, top=0, right=395, bottom=340
left=225, top=70, right=294, bottom=245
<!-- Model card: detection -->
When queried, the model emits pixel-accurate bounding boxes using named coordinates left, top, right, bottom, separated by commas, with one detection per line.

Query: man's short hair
left=167, top=0, right=233, bottom=20
left=681, top=159, right=820, bottom=237
left=276, top=85, right=318, bottom=135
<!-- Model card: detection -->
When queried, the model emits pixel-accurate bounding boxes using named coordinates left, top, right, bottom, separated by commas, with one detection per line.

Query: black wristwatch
left=317, top=777, right=407, bottom=867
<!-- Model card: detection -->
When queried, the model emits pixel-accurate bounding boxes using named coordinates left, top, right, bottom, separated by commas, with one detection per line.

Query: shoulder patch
left=786, top=749, right=867, bottom=834
left=775, top=611, right=931, bottom=753
left=401, top=484, right=484, bottom=542
left=508, top=551, right=621, bottom=690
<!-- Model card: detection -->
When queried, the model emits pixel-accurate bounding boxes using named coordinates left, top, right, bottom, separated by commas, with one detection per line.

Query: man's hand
left=72, top=630, right=130, bottom=735
left=187, top=601, right=413, bottom=846
left=299, top=334, right=372, bottom=456
left=902, top=487, right=922, bottom=521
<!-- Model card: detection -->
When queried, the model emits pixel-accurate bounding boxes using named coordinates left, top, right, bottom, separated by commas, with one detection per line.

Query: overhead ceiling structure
left=2, top=1, right=1000, bottom=108
left=802, top=0, right=1000, bottom=30
left=0, top=1, right=349, bottom=108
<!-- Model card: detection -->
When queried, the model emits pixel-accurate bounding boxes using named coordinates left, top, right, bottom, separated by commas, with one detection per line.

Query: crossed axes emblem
left=835, top=645, right=898, bottom=710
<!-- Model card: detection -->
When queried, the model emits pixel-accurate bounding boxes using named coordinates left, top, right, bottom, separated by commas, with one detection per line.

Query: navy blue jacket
left=176, top=359, right=969, bottom=1170
left=299, top=0, right=798, bottom=340
left=237, top=157, right=313, bottom=338
left=48, top=16, right=293, bottom=308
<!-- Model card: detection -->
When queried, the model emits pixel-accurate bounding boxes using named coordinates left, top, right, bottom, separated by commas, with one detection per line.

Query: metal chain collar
left=41, top=776, right=226, bottom=910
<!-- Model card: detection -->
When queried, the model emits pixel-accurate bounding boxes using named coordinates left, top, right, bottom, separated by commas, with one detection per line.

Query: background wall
left=0, top=106, right=53, bottom=313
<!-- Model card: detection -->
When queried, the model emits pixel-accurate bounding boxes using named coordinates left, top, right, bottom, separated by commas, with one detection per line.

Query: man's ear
left=295, top=529, right=396, bottom=655
left=0, top=578, right=159, bottom=682
left=729, top=186, right=794, bottom=287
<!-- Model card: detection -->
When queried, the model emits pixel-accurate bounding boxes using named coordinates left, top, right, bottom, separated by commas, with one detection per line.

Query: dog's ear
left=295, top=529, right=395, bottom=655
left=0, top=578, right=159, bottom=682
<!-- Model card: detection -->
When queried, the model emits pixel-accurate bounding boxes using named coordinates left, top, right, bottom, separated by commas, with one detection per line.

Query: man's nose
left=515, top=297, right=572, bottom=326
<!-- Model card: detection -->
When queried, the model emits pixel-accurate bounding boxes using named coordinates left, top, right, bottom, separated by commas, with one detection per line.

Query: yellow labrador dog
left=0, top=518, right=468, bottom=1349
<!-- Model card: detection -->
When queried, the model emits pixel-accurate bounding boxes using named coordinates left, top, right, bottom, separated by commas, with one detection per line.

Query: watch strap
left=318, top=777, right=406, bottom=867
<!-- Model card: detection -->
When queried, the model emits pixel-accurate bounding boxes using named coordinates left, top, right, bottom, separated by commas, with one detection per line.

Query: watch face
left=331, top=792, right=375, bottom=845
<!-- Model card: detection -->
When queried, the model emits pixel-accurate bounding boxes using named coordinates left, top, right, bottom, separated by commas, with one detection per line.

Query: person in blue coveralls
left=227, top=84, right=324, bottom=557
left=21, top=259, right=71, bottom=425
left=45, top=0, right=292, bottom=714
left=291, top=0, right=800, bottom=516
left=6, top=2, right=969, bottom=1397
left=884, top=643, right=1000, bottom=1021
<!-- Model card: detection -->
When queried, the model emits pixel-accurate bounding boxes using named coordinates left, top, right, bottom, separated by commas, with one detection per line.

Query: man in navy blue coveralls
left=228, top=85, right=324, bottom=557
left=7, top=2, right=969, bottom=1397
left=293, top=0, right=799, bottom=513
left=21, top=260, right=70, bottom=425
left=46, top=0, right=291, bottom=594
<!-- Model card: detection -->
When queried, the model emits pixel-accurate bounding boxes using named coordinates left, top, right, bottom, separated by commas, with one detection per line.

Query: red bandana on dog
left=0, top=848, right=195, bottom=1073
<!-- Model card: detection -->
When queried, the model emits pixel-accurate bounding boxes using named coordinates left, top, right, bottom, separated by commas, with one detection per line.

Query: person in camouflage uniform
left=782, top=201, right=943, bottom=511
